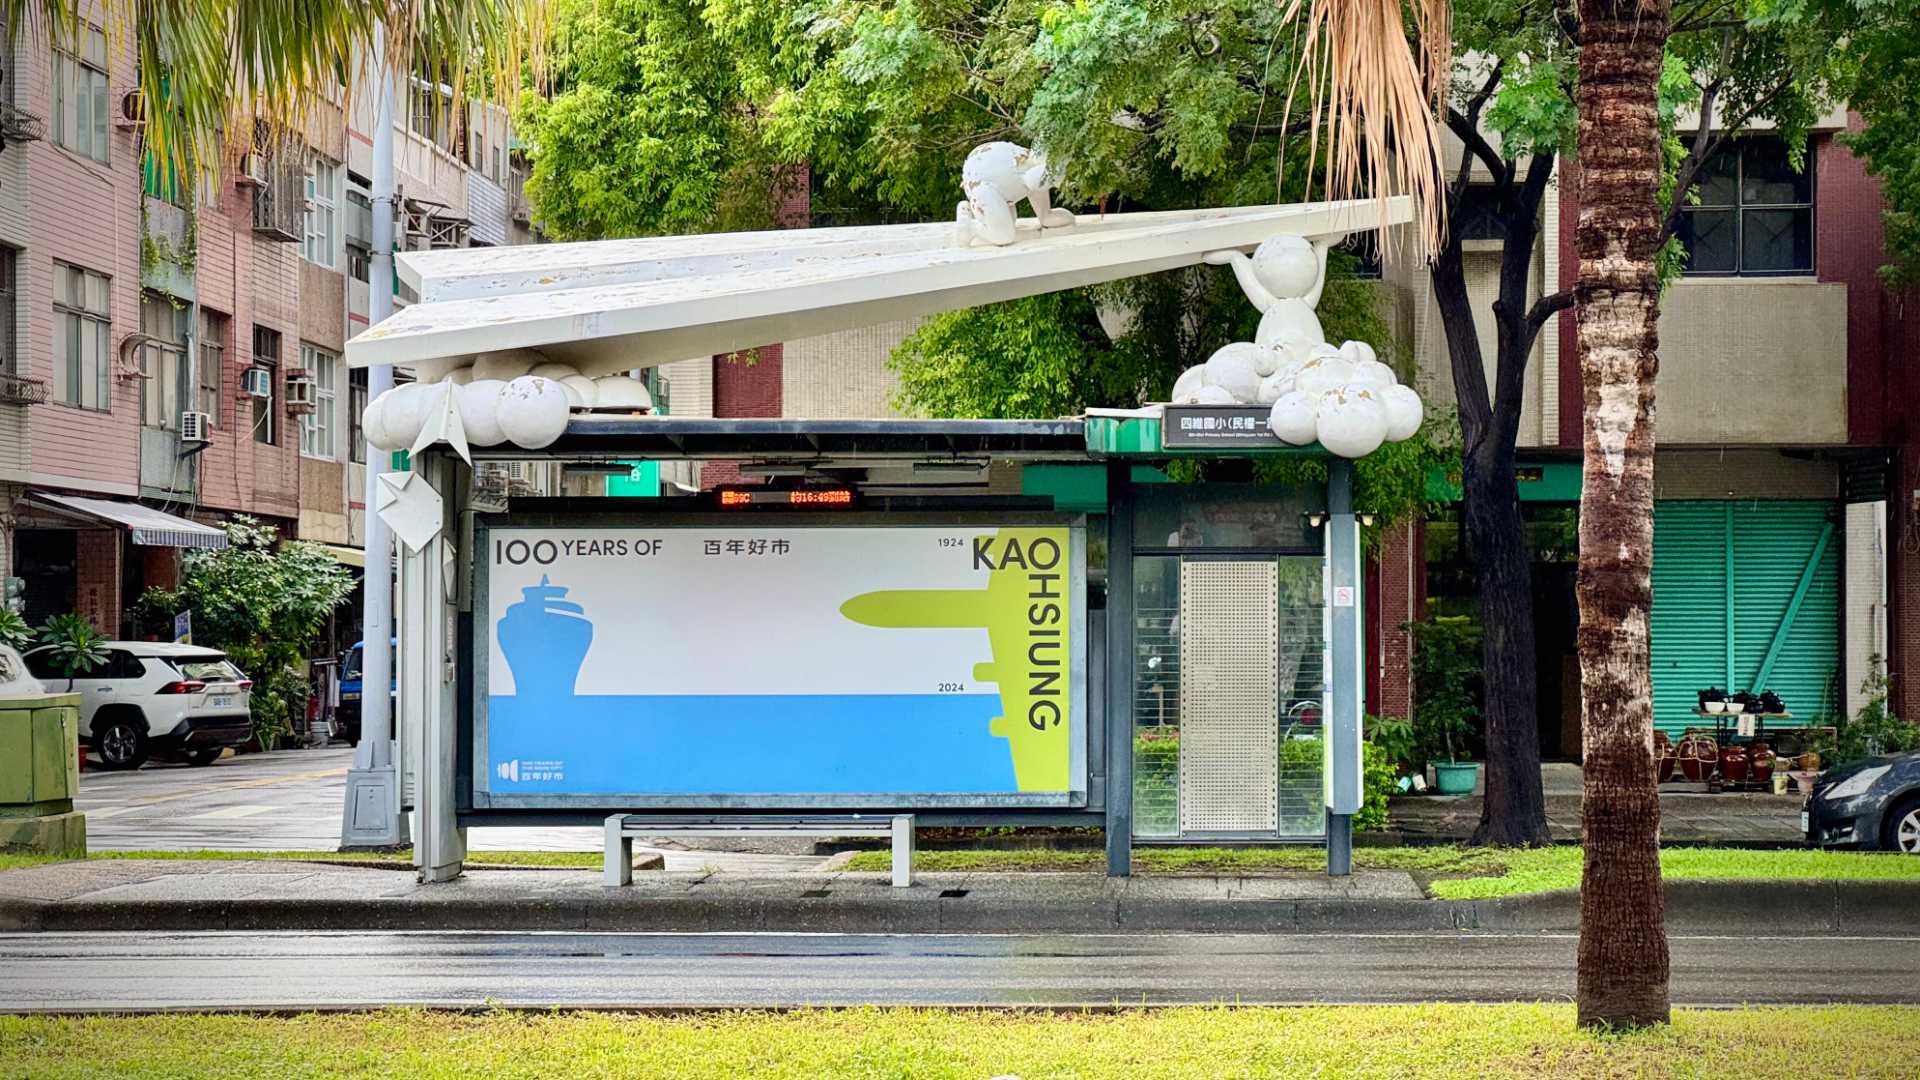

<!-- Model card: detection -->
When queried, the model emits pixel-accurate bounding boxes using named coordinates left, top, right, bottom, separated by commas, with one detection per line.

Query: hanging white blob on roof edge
left=357, top=141, right=1422, bottom=461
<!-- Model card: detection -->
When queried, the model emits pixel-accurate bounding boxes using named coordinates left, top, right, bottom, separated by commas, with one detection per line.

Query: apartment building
left=0, top=19, right=539, bottom=642
left=1355, top=110, right=1919, bottom=747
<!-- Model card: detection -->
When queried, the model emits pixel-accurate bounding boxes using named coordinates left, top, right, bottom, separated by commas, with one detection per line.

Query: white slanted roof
left=345, top=197, right=1409, bottom=379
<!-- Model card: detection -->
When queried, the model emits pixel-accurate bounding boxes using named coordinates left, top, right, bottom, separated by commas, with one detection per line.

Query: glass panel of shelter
left=1128, top=483, right=1329, bottom=841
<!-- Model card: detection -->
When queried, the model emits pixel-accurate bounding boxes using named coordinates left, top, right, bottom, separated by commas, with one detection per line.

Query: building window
left=299, top=343, right=337, bottom=459
left=346, top=243, right=370, bottom=284
left=304, top=157, right=339, bottom=268
left=139, top=292, right=189, bottom=429
left=53, top=262, right=111, bottom=409
left=251, top=326, right=279, bottom=445
left=408, top=78, right=452, bottom=150
left=0, top=247, right=15, bottom=373
left=348, top=368, right=368, bottom=464
left=51, top=25, right=110, bottom=164
left=1678, top=137, right=1814, bottom=275
left=198, top=308, right=227, bottom=425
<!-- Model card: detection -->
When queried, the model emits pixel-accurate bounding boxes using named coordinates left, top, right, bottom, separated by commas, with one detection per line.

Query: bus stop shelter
left=346, top=197, right=1402, bottom=883
left=384, top=413, right=1364, bottom=883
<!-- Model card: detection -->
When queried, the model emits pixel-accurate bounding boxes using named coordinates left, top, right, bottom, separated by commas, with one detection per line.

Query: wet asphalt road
left=3, top=931, right=1917, bottom=1011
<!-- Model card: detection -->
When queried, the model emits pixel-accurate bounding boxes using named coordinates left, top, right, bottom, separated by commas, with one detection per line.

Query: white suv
left=24, top=642, right=254, bottom=770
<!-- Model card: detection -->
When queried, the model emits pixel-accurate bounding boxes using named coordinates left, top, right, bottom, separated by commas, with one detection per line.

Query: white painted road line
left=186, top=805, right=276, bottom=821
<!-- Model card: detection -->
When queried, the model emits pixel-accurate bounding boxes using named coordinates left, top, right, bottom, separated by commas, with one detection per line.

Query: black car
left=1804, top=751, right=1920, bottom=853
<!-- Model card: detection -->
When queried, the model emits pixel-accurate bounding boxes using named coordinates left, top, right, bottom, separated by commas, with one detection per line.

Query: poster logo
left=839, top=528, right=1070, bottom=792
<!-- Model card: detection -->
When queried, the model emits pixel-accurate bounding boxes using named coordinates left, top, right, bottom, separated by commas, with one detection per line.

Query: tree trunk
left=1463, top=437, right=1549, bottom=845
left=1429, top=195, right=1552, bottom=849
left=1573, top=0, right=1672, bottom=1029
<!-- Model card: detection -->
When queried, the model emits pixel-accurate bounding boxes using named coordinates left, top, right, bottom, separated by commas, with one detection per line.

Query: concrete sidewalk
left=1387, top=763, right=1805, bottom=845
left=2, top=858, right=1911, bottom=937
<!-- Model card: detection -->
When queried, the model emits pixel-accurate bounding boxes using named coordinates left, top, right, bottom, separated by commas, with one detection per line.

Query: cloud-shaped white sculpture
left=594, top=375, right=654, bottom=409
left=1317, top=386, right=1389, bottom=459
left=1203, top=342, right=1270, bottom=403
left=381, top=383, right=432, bottom=450
left=473, top=349, right=543, bottom=382
left=1380, top=383, right=1425, bottom=442
left=497, top=376, right=570, bottom=450
left=457, top=380, right=509, bottom=447
left=1268, top=390, right=1320, bottom=445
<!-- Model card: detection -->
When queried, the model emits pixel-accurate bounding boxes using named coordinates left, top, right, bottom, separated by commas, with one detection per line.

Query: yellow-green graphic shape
left=839, top=528, right=1072, bottom=792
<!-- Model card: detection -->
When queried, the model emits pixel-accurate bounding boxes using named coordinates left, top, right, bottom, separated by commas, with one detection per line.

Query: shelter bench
left=603, top=813, right=916, bottom=888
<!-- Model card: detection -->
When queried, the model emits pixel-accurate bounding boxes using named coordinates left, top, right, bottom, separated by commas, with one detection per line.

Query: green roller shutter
left=1649, top=501, right=1840, bottom=737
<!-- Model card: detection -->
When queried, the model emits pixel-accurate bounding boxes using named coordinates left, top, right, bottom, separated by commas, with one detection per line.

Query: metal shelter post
left=401, top=452, right=466, bottom=882
left=1104, top=462, right=1135, bottom=877
left=1325, top=460, right=1362, bottom=876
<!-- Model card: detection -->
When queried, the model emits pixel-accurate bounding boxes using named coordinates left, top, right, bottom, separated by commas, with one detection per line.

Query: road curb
left=2, top=879, right=1915, bottom=935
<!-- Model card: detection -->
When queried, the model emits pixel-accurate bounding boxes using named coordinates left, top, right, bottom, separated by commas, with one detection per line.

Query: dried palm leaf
left=1277, top=0, right=1451, bottom=257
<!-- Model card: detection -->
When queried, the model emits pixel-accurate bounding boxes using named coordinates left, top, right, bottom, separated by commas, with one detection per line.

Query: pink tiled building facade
left=1, top=14, right=539, bottom=640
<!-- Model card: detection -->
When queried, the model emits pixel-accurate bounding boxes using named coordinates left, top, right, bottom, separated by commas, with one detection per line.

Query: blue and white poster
left=477, top=524, right=1084, bottom=806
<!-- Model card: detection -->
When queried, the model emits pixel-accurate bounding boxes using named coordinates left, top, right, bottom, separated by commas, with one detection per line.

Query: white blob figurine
left=497, top=376, right=570, bottom=450
left=955, top=142, right=1074, bottom=247
left=1205, top=234, right=1338, bottom=356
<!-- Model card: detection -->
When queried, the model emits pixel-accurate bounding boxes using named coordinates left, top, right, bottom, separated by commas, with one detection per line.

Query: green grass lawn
left=3, top=1006, right=1916, bottom=1079
left=842, top=845, right=1920, bottom=898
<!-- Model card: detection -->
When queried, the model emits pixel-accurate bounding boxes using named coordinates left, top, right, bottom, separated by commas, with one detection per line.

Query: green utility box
left=0, top=695, right=86, bottom=856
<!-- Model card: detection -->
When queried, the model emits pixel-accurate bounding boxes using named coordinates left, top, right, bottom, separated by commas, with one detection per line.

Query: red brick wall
left=704, top=166, right=810, bottom=488
left=1556, top=158, right=1582, bottom=449
left=1811, top=123, right=1920, bottom=721
left=1369, top=521, right=1421, bottom=721
left=73, top=530, right=121, bottom=637
left=140, top=545, right=180, bottom=594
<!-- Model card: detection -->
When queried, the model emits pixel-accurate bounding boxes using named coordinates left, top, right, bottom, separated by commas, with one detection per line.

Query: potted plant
left=1409, top=615, right=1482, bottom=795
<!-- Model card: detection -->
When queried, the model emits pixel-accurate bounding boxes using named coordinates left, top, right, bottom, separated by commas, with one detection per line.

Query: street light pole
left=341, top=22, right=406, bottom=850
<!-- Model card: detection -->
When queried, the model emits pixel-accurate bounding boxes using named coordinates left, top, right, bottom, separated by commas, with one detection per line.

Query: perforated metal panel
left=1179, top=560, right=1279, bottom=833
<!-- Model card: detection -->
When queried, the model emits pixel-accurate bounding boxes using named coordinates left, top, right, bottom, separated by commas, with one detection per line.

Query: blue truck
left=336, top=637, right=396, bottom=745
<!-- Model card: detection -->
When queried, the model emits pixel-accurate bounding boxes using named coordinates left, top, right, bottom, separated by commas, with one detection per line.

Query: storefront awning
left=26, top=492, right=229, bottom=549
left=318, top=543, right=366, bottom=567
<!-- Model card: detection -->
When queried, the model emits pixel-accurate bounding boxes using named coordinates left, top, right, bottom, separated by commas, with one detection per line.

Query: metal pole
left=1325, top=459, right=1361, bottom=876
left=341, top=23, right=405, bottom=849
left=1104, top=462, right=1135, bottom=877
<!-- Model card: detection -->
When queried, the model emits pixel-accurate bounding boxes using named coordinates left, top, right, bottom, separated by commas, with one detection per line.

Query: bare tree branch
left=1526, top=288, right=1576, bottom=332
left=1448, top=108, right=1512, bottom=196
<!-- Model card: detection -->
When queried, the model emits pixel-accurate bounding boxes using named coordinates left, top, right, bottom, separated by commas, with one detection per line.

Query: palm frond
left=1277, top=0, right=1451, bottom=257
left=3, top=0, right=545, bottom=197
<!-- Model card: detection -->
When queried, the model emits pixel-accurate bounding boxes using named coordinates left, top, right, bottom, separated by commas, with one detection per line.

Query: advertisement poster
left=478, top=523, right=1083, bottom=804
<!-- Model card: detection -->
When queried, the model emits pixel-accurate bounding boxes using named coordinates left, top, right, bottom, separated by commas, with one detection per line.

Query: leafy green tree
left=516, top=0, right=788, bottom=238
left=137, top=517, right=356, bottom=749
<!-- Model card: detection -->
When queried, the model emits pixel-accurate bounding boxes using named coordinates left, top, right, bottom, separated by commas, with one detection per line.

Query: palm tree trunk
left=1573, top=0, right=1672, bottom=1029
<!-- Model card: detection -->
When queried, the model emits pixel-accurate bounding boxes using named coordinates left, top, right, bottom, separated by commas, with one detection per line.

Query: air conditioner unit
left=114, top=89, right=144, bottom=130
left=237, top=152, right=268, bottom=188
left=179, top=410, right=212, bottom=444
left=285, top=371, right=317, bottom=413
left=241, top=367, right=273, bottom=398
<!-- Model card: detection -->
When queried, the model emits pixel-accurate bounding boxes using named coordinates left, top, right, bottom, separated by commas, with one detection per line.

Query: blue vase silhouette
left=498, top=576, right=593, bottom=700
